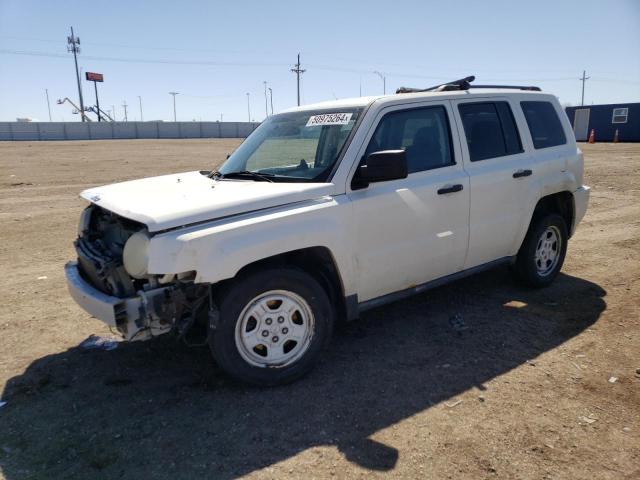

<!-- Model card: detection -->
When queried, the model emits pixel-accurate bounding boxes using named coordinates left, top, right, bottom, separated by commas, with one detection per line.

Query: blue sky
left=1, top=0, right=639, bottom=122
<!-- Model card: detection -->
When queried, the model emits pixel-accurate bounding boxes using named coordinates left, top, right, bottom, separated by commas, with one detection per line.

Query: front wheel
left=512, top=213, right=568, bottom=288
left=209, top=267, right=334, bottom=386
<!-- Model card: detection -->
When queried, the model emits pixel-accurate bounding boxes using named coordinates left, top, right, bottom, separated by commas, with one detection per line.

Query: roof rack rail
left=396, top=75, right=541, bottom=94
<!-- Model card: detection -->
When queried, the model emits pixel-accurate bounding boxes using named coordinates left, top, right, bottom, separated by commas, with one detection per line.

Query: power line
left=2, top=48, right=639, bottom=86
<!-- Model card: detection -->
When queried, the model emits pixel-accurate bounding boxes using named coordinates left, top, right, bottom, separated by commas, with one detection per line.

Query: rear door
left=452, top=97, right=536, bottom=269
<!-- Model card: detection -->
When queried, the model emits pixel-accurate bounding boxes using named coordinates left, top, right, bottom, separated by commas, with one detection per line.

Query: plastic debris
left=445, top=400, right=463, bottom=408
left=0, top=401, right=7, bottom=409
left=608, top=376, right=618, bottom=383
left=37, top=276, right=47, bottom=280
left=579, top=415, right=597, bottom=424
left=80, top=334, right=119, bottom=351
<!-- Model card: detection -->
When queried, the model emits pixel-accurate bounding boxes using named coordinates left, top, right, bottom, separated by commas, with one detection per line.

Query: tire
left=209, top=267, right=334, bottom=386
left=512, top=213, right=568, bottom=288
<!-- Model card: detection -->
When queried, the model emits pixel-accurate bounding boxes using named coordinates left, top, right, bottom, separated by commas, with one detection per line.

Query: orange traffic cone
left=613, top=129, right=619, bottom=143
left=588, top=129, right=595, bottom=144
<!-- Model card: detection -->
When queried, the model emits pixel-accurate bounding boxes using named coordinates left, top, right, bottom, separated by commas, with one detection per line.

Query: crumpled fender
left=146, top=195, right=357, bottom=295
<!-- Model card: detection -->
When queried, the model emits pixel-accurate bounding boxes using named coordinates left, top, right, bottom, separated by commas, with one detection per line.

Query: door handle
left=513, top=169, right=533, bottom=178
left=437, top=184, right=463, bottom=195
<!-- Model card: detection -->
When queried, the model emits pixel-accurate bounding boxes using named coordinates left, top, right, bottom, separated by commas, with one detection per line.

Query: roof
left=565, top=102, right=640, bottom=110
left=281, top=89, right=550, bottom=113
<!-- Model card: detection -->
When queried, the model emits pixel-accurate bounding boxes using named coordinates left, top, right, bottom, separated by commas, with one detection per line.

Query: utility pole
left=45, top=89, right=52, bottom=121
left=246, top=92, right=251, bottom=122
left=138, top=96, right=143, bottom=121
left=67, top=27, right=86, bottom=121
left=122, top=101, right=128, bottom=121
left=290, top=53, right=305, bottom=106
left=169, top=92, right=179, bottom=121
left=263, top=81, right=269, bottom=117
left=268, top=87, right=274, bottom=115
left=374, top=71, right=386, bottom=95
left=579, top=70, right=590, bottom=106
left=111, top=104, right=116, bottom=121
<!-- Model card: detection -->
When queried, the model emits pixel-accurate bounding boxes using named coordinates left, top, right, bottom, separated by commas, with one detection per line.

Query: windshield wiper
left=211, top=170, right=275, bottom=182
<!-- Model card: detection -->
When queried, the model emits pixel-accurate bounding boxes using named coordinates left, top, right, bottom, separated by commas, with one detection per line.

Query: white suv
left=66, top=77, right=590, bottom=385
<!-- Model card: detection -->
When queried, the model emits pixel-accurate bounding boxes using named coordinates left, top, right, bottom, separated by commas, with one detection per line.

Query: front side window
left=458, top=102, right=523, bottom=162
left=612, top=107, right=628, bottom=124
left=520, top=101, right=567, bottom=149
left=364, top=106, right=454, bottom=174
left=218, top=108, right=362, bottom=182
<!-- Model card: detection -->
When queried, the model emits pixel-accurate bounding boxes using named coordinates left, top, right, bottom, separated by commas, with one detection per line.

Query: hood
left=81, top=171, right=335, bottom=232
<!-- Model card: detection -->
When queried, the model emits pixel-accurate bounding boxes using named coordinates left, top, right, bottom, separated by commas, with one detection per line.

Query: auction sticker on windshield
left=306, top=112, right=353, bottom=127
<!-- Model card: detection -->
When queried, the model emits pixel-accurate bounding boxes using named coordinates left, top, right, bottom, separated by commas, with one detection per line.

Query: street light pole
left=246, top=92, right=251, bottom=122
left=45, top=89, right=52, bottom=121
left=373, top=71, right=386, bottom=95
left=263, top=81, right=269, bottom=118
left=138, top=96, right=143, bottom=121
left=268, top=87, right=274, bottom=116
left=169, top=92, right=179, bottom=121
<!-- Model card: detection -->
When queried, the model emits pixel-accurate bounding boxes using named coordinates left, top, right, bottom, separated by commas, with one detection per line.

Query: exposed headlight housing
left=77, top=206, right=93, bottom=237
left=123, top=230, right=151, bottom=279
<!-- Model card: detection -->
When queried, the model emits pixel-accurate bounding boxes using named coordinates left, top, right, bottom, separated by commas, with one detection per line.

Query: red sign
left=85, top=72, right=104, bottom=82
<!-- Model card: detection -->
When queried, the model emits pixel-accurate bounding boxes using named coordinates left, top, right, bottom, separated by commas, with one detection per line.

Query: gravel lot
left=0, top=140, right=638, bottom=479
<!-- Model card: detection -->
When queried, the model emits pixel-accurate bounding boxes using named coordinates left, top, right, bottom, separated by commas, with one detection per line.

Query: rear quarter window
left=520, top=101, right=567, bottom=149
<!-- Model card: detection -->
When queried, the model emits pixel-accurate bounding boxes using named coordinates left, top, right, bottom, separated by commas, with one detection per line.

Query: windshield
left=217, top=107, right=363, bottom=182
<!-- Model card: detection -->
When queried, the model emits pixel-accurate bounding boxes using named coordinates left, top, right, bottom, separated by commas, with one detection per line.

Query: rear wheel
left=209, top=267, right=334, bottom=386
left=512, top=213, right=568, bottom=288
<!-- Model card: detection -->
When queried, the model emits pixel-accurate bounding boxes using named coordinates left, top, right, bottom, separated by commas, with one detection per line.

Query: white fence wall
left=0, top=121, right=260, bottom=141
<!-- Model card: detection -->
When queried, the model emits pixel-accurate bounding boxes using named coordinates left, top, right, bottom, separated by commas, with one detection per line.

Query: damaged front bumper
left=65, top=261, right=174, bottom=341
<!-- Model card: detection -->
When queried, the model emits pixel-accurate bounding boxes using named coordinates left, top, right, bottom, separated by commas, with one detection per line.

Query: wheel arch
left=531, top=191, right=575, bottom=237
left=215, top=246, right=350, bottom=322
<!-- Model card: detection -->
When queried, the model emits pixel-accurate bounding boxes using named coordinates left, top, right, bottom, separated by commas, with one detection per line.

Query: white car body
left=66, top=88, right=590, bottom=342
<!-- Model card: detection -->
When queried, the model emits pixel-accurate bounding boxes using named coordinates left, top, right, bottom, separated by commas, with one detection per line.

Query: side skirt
left=350, top=257, right=513, bottom=317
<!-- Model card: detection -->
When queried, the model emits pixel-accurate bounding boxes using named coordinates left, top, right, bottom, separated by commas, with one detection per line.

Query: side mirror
left=357, top=150, right=407, bottom=185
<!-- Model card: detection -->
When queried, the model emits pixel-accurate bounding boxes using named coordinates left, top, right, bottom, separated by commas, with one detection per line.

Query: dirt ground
left=0, top=139, right=638, bottom=480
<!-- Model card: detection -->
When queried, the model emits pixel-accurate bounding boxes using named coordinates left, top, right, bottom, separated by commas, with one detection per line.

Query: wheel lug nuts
left=262, top=330, right=269, bottom=337
left=282, top=327, right=288, bottom=334
left=272, top=336, right=279, bottom=342
left=277, top=316, right=284, bottom=323
left=265, top=318, right=272, bottom=325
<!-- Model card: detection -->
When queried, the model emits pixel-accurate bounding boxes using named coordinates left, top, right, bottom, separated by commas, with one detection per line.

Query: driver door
left=347, top=102, right=470, bottom=302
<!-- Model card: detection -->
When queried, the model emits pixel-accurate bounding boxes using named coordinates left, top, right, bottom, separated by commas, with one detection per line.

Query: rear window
left=520, top=101, right=567, bottom=149
left=458, top=102, right=523, bottom=162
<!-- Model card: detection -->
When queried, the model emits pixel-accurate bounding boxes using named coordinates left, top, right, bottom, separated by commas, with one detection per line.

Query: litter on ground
left=80, top=334, right=119, bottom=351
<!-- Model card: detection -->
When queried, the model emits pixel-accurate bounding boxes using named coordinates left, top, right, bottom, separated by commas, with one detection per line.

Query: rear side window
left=521, top=101, right=567, bottom=149
left=458, top=102, right=523, bottom=162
